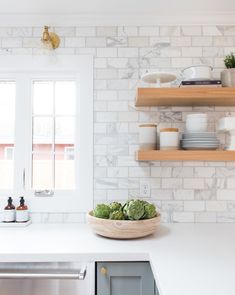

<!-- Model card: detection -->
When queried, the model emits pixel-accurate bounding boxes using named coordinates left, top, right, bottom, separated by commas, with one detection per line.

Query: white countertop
left=0, top=223, right=235, bottom=295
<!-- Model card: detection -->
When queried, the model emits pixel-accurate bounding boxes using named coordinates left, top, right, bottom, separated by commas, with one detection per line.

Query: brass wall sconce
left=41, top=26, right=60, bottom=50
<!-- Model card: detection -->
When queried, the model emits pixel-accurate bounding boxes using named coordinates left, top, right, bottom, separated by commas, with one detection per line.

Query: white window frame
left=0, top=55, right=93, bottom=213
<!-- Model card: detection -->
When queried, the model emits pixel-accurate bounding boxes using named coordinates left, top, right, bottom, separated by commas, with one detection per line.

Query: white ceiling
left=0, top=0, right=234, bottom=15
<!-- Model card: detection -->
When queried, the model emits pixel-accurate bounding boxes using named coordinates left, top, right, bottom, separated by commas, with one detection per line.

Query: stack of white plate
left=181, top=132, right=220, bottom=150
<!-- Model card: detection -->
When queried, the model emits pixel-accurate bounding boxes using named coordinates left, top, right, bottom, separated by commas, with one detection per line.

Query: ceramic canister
left=139, top=124, right=157, bottom=150
left=160, top=128, right=179, bottom=150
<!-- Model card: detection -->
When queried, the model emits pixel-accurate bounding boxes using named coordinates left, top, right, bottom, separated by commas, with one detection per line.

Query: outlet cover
left=140, top=180, right=151, bottom=197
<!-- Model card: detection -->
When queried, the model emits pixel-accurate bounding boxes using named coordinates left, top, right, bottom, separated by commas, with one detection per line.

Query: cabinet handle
left=0, top=268, right=86, bottom=280
left=100, top=267, right=107, bottom=275
left=34, top=190, right=54, bottom=197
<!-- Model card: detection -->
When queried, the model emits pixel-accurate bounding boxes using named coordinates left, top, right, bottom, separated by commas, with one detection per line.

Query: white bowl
left=218, top=117, right=235, bottom=131
left=182, top=65, right=213, bottom=81
left=187, top=118, right=208, bottom=123
left=186, top=120, right=208, bottom=132
left=186, top=113, right=208, bottom=119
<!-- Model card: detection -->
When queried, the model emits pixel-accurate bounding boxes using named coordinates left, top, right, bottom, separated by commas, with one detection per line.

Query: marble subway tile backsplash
left=1, top=25, right=235, bottom=222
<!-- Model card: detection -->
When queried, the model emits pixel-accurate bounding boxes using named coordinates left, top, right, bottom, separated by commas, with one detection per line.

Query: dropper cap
left=19, top=196, right=25, bottom=206
left=8, top=197, right=13, bottom=205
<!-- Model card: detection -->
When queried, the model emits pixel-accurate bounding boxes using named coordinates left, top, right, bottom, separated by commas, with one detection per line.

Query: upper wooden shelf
left=135, top=87, right=235, bottom=107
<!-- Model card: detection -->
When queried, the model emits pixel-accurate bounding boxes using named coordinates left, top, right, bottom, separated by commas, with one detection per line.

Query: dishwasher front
left=0, top=262, right=94, bottom=295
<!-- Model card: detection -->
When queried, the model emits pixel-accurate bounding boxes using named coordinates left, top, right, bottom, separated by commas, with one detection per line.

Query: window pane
left=55, top=153, right=75, bottom=189
left=33, top=117, right=53, bottom=152
left=0, top=82, right=15, bottom=189
left=32, top=153, right=53, bottom=189
left=55, top=117, right=75, bottom=144
left=31, top=80, right=76, bottom=191
left=55, top=81, right=76, bottom=115
left=33, top=81, right=53, bottom=115
left=55, top=144, right=74, bottom=155
left=4, top=146, right=14, bottom=160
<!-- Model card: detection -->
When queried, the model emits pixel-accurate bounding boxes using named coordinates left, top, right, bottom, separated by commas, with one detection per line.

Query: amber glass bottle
left=16, top=197, right=29, bottom=223
left=3, top=197, right=16, bottom=223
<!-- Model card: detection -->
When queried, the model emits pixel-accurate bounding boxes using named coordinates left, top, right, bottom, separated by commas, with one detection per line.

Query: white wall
left=0, top=24, right=235, bottom=223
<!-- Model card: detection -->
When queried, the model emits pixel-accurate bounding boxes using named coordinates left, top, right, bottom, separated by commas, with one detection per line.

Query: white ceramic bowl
left=186, top=113, right=207, bottom=119
left=218, top=117, right=235, bottom=131
left=187, top=117, right=208, bottom=121
left=187, top=118, right=208, bottom=124
left=186, top=118, right=208, bottom=132
left=182, top=65, right=213, bottom=81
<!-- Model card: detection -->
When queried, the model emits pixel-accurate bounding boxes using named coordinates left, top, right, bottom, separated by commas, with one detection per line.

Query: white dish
left=182, top=139, right=219, bottom=142
left=182, top=146, right=219, bottom=149
left=183, top=147, right=218, bottom=150
left=141, top=72, right=177, bottom=86
left=186, top=116, right=208, bottom=132
left=182, top=65, right=213, bottom=81
left=183, top=133, right=216, bottom=137
left=182, top=144, right=219, bottom=147
left=182, top=141, right=219, bottom=146
left=182, top=144, right=219, bottom=148
left=183, top=132, right=215, bottom=135
left=182, top=143, right=219, bottom=146
left=186, top=124, right=208, bottom=133
left=187, top=118, right=208, bottom=122
left=182, top=141, right=219, bottom=144
left=186, top=113, right=208, bottom=119
left=183, top=136, right=217, bottom=140
left=0, top=220, right=32, bottom=227
left=183, top=138, right=217, bottom=140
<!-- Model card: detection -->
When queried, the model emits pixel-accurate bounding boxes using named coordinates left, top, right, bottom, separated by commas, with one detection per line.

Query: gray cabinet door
left=96, top=262, right=156, bottom=295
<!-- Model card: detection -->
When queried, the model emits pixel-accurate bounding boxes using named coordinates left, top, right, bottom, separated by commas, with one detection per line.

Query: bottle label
left=16, top=210, right=29, bottom=222
left=3, top=210, right=16, bottom=222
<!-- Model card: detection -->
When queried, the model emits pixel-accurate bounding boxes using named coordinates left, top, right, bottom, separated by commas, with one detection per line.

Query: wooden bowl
left=87, top=211, right=161, bottom=239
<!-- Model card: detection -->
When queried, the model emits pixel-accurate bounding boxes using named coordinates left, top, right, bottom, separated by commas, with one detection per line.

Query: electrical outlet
left=140, top=180, right=151, bottom=197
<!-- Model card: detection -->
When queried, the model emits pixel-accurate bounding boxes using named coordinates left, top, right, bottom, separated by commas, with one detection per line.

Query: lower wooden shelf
left=136, top=150, right=235, bottom=161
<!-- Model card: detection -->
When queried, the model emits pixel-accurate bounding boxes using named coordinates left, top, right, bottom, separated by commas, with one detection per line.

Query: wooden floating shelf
left=135, top=87, right=235, bottom=106
left=136, top=150, right=235, bottom=161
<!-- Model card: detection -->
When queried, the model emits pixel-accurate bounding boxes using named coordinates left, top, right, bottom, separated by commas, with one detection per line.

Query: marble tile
left=3, top=24, right=235, bottom=223
left=107, top=36, right=128, bottom=47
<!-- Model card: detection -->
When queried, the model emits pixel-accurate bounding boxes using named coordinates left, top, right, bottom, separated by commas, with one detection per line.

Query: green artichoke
left=109, top=202, right=122, bottom=212
left=125, top=200, right=145, bottom=220
left=143, top=203, right=157, bottom=219
left=93, top=204, right=111, bottom=219
left=139, top=200, right=148, bottom=206
left=122, top=200, right=133, bottom=219
left=93, top=200, right=159, bottom=221
left=109, top=210, right=125, bottom=220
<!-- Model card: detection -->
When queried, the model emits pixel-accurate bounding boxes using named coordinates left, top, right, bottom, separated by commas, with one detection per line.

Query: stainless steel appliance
left=0, top=262, right=94, bottom=295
